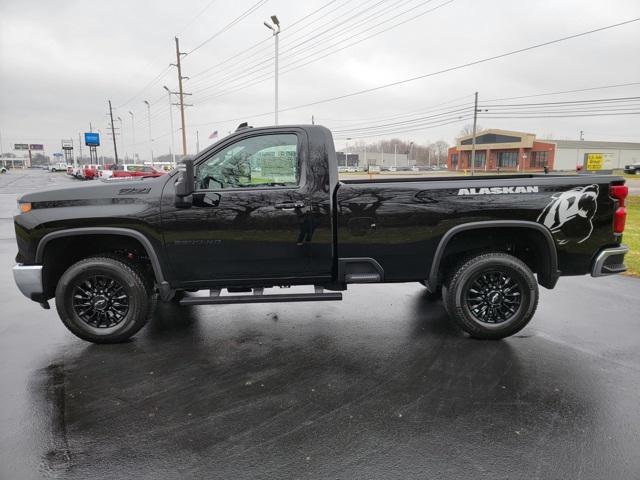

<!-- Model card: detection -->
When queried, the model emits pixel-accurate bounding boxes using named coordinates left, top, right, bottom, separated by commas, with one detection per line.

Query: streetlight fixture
left=128, top=111, right=136, bottom=162
left=163, top=86, right=177, bottom=167
left=143, top=100, right=153, bottom=164
left=263, top=15, right=281, bottom=125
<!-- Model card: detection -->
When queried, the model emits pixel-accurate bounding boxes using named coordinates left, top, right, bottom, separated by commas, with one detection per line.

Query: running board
left=179, top=287, right=343, bottom=306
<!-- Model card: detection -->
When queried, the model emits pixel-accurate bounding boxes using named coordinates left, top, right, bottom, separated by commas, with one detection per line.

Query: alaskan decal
left=457, top=186, right=539, bottom=195
left=537, top=184, right=599, bottom=245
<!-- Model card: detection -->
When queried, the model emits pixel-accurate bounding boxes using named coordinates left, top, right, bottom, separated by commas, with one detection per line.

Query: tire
left=635, top=169, right=640, bottom=175
left=55, top=256, right=156, bottom=343
left=442, top=252, right=538, bottom=339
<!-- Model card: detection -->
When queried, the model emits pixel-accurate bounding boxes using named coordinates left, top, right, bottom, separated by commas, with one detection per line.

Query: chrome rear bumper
left=13, top=264, right=44, bottom=300
left=591, top=245, right=628, bottom=277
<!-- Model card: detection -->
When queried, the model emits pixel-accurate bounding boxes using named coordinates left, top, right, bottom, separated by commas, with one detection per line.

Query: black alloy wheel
left=464, top=270, right=522, bottom=324
left=442, top=252, right=538, bottom=339
left=55, top=256, right=155, bottom=343
left=72, top=275, right=130, bottom=328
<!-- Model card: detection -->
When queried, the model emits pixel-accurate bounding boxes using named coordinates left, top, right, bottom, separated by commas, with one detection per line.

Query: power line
left=189, top=17, right=640, bottom=126
left=481, top=95, right=640, bottom=108
left=199, top=0, right=455, bottom=102
left=186, top=0, right=270, bottom=55
left=483, top=81, right=640, bottom=102
left=188, top=0, right=360, bottom=84
left=175, top=0, right=219, bottom=36
left=274, top=16, right=640, bottom=114
left=190, top=0, right=405, bottom=94
left=116, top=66, right=172, bottom=109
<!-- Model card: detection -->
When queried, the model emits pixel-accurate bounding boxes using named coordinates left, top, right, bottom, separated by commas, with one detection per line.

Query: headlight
left=17, top=202, right=32, bottom=214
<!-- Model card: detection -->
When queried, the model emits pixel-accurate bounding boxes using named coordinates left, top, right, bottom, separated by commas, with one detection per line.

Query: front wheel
left=55, top=256, right=155, bottom=343
left=442, top=252, right=538, bottom=339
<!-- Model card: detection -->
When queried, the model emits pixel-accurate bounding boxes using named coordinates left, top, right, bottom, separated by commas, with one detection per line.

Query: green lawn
left=625, top=195, right=640, bottom=276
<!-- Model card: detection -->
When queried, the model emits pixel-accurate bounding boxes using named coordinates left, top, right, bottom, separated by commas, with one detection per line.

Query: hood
left=19, top=176, right=167, bottom=204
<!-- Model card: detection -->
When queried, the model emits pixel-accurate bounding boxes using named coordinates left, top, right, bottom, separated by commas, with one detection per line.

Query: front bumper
left=13, top=264, right=44, bottom=300
left=591, top=245, right=629, bottom=277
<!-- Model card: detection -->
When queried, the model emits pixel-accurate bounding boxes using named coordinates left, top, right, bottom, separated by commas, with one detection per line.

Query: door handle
left=274, top=201, right=305, bottom=210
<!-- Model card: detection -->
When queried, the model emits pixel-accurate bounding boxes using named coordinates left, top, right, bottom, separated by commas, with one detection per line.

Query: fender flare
left=427, top=220, right=559, bottom=290
left=35, top=227, right=170, bottom=295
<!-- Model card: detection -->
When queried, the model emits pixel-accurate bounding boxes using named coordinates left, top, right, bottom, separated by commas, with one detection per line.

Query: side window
left=196, top=133, right=299, bottom=190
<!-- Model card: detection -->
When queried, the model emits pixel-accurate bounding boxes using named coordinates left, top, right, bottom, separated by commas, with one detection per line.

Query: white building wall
left=554, top=147, right=640, bottom=171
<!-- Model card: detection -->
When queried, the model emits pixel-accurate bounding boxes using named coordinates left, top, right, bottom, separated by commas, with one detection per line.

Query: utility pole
left=78, top=132, right=83, bottom=167
left=143, top=100, right=153, bottom=163
left=129, top=111, right=136, bottom=162
left=311, top=115, right=314, bottom=125
left=580, top=130, right=584, bottom=141
left=470, top=91, right=479, bottom=176
left=264, top=16, right=281, bottom=125
left=196, top=130, right=200, bottom=152
left=108, top=100, right=119, bottom=164
left=163, top=86, right=177, bottom=165
left=173, top=37, right=189, bottom=156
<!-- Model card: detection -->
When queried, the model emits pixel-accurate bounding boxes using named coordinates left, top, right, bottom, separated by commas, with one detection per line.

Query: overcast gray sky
left=1, top=0, right=639, bottom=160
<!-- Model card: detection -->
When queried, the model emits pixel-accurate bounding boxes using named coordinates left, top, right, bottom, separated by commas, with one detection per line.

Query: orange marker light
left=19, top=202, right=32, bottom=213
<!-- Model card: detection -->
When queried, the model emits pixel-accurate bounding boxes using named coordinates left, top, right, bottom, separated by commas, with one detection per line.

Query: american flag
left=208, top=130, right=218, bottom=140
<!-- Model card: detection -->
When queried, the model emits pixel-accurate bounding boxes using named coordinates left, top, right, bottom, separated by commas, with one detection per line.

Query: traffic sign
left=84, top=132, right=100, bottom=146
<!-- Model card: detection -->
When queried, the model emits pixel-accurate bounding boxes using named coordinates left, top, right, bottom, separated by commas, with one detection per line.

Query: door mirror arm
left=174, top=159, right=195, bottom=208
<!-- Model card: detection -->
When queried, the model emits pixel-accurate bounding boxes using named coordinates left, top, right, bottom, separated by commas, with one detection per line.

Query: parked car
left=49, top=162, right=69, bottom=172
left=80, top=164, right=103, bottom=179
left=12, top=124, right=629, bottom=344
left=0, top=166, right=7, bottom=174
left=623, top=163, right=640, bottom=175
left=107, top=164, right=165, bottom=179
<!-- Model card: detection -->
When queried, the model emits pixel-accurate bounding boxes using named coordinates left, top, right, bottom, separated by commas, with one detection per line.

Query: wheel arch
left=36, top=227, right=169, bottom=297
left=428, top=220, right=559, bottom=291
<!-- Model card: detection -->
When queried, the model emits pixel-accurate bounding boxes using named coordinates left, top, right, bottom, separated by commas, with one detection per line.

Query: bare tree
left=459, top=124, right=483, bottom=136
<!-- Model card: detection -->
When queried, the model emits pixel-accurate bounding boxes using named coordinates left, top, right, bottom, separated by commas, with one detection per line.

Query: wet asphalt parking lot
left=1, top=169, right=640, bottom=479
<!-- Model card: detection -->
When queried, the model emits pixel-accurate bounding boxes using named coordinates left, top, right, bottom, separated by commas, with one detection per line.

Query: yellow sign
left=586, top=153, right=604, bottom=171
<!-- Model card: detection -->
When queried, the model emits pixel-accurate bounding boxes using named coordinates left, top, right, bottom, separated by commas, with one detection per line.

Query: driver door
left=161, top=130, right=319, bottom=285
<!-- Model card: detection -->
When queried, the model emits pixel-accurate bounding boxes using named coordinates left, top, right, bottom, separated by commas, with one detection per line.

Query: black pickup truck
left=12, top=125, right=629, bottom=343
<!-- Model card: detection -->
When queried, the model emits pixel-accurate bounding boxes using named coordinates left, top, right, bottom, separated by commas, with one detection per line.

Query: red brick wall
left=447, top=141, right=556, bottom=171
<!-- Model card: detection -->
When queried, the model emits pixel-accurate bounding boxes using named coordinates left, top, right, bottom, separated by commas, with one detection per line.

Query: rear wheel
left=442, top=252, right=538, bottom=339
left=55, top=256, right=155, bottom=343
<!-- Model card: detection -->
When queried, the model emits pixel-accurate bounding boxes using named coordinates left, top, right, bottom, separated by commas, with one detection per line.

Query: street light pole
left=143, top=100, right=153, bottom=164
left=163, top=86, right=177, bottom=166
left=470, top=91, right=478, bottom=176
left=128, top=111, right=136, bottom=162
left=117, top=116, right=124, bottom=161
left=264, top=15, right=281, bottom=125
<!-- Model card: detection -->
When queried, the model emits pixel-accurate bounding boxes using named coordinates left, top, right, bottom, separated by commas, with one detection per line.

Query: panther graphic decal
left=537, top=184, right=599, bottom=245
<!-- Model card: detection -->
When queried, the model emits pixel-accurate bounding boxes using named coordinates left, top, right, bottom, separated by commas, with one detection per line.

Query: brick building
left=447, top=129, right=555, bottom=172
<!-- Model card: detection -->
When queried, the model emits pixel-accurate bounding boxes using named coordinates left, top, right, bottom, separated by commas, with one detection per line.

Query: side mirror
left=174, top=159, right=194, bottom=208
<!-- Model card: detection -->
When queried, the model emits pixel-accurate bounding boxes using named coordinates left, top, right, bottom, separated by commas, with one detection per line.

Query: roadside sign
left=584, top=152, right=613, bottom=172
left=53, top=152, right=64, bottom=158
left=14, top=144, right=29, bottom=150
left=29, top=144, right=44, bottom=151
left=61, top=139, right=73, bottom=150
left=84, top=132, right=100, bottom=146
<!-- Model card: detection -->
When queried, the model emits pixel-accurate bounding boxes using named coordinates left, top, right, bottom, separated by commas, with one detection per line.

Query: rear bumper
left=591, top=245, right=629, bottom=277
left=13, top=264, right=43, bottom=300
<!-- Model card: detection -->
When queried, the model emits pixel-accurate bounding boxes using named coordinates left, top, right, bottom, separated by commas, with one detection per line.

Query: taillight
left=610, top=184, right=628, bottom=234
